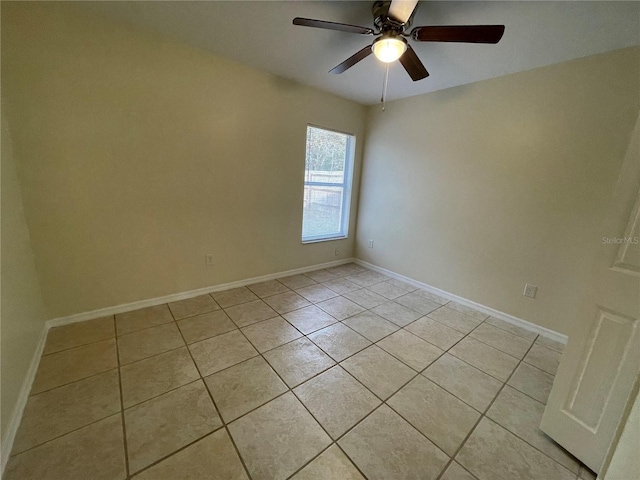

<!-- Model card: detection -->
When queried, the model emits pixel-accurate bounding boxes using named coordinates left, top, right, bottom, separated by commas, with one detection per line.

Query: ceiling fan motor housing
left=373, top=0, right=415, bottom=31
left=372, top=33, right=407, bottom=49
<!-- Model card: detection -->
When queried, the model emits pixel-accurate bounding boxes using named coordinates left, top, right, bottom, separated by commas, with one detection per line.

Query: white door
left=540, top=117, right=640, bottom=474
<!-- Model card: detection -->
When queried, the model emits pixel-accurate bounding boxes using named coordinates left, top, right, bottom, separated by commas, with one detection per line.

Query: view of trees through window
left=302, top=126, right=353, bottom=241
left=304, top=127, right=347, bottom=180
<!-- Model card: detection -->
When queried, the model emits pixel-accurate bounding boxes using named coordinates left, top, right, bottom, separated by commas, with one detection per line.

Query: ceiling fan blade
left=329, top=45, right=373, bottom=74
left=399, top=45, right=429, bottom=81
left=388, top=0, right=419, bottom=24
left=411, top=25, right=505, bottom=43
left=293, top=17, right=374, bottom=35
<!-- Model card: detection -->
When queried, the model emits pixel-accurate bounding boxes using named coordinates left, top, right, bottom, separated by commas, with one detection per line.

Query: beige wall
left=1, top=2, right=366, bottom=319
left=356, top=47, right=640, bottom=334
left=0, top=113, right=48, bottom=440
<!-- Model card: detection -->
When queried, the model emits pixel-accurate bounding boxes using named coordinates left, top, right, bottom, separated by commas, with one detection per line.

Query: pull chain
left=381, top=63, right=390, bottom=111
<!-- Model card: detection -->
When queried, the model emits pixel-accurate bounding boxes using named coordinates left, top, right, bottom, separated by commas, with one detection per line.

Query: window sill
left=302, top=235, right=348, bottom=245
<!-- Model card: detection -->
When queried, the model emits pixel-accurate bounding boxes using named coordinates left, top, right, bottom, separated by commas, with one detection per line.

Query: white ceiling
left=82, top=1, right=639, bottom=105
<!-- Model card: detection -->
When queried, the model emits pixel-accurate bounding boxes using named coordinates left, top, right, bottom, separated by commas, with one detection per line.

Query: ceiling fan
left=293, top=0, right=505, bottom=81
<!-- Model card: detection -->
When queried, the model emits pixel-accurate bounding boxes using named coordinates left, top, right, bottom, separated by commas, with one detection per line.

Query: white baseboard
left=1, top=324, right=48, bottom=477
left=46, top=258, right=355, bottom=329
left=353, top=259, right=568, bottom=344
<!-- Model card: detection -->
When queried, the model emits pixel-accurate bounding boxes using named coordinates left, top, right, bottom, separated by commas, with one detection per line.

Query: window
left=302, top=126, right=355, bottom=243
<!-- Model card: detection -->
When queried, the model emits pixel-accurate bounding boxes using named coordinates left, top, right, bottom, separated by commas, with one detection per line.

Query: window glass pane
left=302, top=125, right=354, bottom=242
left=302, top=185, right=344, bottom=239
left=305, top=126, right=347, bottom=184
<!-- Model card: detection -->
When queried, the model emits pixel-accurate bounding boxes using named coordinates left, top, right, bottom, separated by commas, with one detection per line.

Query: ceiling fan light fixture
left=372, top=35, right=407, bottom=63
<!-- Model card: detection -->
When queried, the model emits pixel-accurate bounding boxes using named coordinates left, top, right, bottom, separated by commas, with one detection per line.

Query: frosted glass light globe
left=372, top=36, right=408, bottom=63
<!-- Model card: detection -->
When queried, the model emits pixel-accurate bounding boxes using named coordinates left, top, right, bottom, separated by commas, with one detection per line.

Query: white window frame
left=301, top=125, right=356, bottom=244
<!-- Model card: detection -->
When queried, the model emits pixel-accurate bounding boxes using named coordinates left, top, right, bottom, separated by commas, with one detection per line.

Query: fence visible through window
left=302, top=126, right=355, bottom=242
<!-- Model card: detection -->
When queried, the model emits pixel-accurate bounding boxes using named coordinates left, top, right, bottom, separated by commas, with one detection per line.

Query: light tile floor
left=6, top=263, right=597, bottom=480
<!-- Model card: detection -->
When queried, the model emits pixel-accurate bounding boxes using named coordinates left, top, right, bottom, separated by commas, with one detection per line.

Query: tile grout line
left=23, top=364, right=120, bottom=400
left=187, top=314, right=353, bottom=389
left=116, top=310, right=216, bottom=479
left=123, top=316, right=382, bottom=480
left=8, top=323, right=128, bottom=458
left=124, top=376, right=202, bottom=416
left=320, top=315, right=498, bottom=477
left=281, top=360, right=388, bottom=480
left=282, top=403, right=383, bottom=480
left=126, top=428, right=227, bottom=479
left=333, top=442, right=372, bottom=480
left=115, top=317, right=176, bottom=338
left=114, top=316, right=131, bottom=480
left=433, top=334, right=578, bottom=480
left=225, top=277, right=488, bottom=369
left=465, top=328, right=531, bottom=360
left=315, top=402, right=410, bottom=480
left=282, top=444, right=336, bottom=480
left=479, top=391, right=581, bottom=475
left=191, top=270, right=383, bottom=478
left=40, top=323, right=116, bottom=357
left=221, top=289, right=398, bottom=366
left=354, top=315, right=524, bottom=478
left=283, top=336, right=434, bottom=478
left=440, top=319, right=519, bottom=412
left=423, top=319, right=508, bottom=377
left=484, top=317, right=540, bottom=342
left=118, top=341, right=187, bottom=368
left=474, top=338, right=579, bottom=468
left=5, top=412, right=132, bottom=466
left=381, top=321, right=497, bottom=470
left=432, top=337, right=540, bottom=480
left=420, top=352, right=553, bottom=415
left=285, top=402, right=396, bottom=480
left=414, top=317, right=532, bottom=411
left=222, top=311, right=327, bottom=471
left=284, top=386, right=348, bottom=478
left=7, top=374, right=126, bottom=459
left=169, top=307, right=255, bottom=480
left=36, top=332, right=113, bottom=358
left=217, top=389, right=293, bottom=428
left=377, top=339, right=447, bottom=375
left=221, top=313, right=342, bottom=479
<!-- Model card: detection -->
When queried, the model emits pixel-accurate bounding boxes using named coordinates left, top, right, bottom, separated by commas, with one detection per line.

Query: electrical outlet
left=368, top=239, right=374, bottom=249
left=523, top=283, right=537, bottom=298
left=335, top=248, right=340, bottom=256
left=205, top=254, right=215, bottom=266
